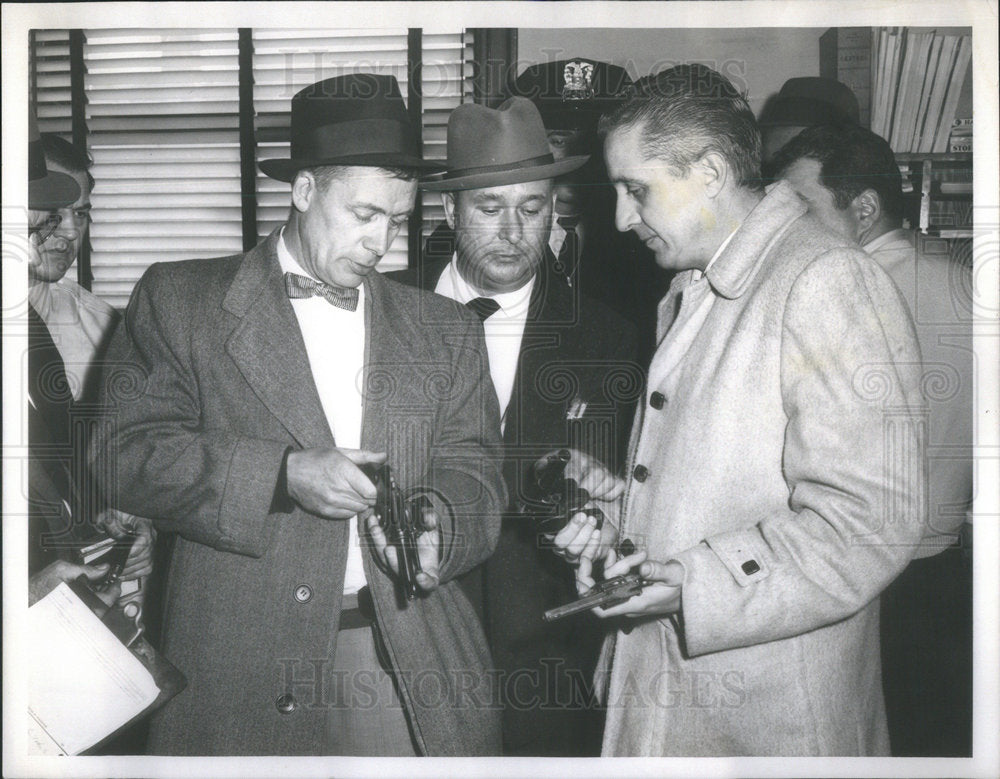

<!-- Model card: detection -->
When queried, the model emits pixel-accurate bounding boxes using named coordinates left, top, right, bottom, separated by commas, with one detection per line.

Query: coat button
left=741, top=560, right=760, bottom=575
left=632, top=464, right=649, bottom=482
left=293, top=584, right=312, bottom=603
left=649, top=391, right=665, bottom=410
left=275, top=693, right=297, bottom=714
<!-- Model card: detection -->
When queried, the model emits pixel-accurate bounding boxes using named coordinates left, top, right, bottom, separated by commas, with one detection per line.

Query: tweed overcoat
left=391, top=246, right=640, bottom=755
left=95, top=230, right=506, bottom=755
left=601, top=182, right=927, bottom=756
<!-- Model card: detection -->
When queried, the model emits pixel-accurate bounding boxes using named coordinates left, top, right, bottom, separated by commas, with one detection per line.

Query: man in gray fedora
left=393, top=96, right=640, bottom=756
left=93, top=74, right=506, bottom=756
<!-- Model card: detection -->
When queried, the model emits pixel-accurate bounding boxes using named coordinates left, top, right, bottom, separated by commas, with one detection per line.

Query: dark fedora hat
left=510, top=58, right=633, bottom=133
left=259, top=73, right=439, bottom=182
left=421, top=97, right=589, bottom=192
left=29, top=110, right=80, bottom=210
left=759, top=77, right=859, bottom=127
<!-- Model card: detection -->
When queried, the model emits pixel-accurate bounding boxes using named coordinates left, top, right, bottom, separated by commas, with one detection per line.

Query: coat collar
left=703, top=181, right=806, bottom=300
left=222, top=228, right=334, bottom=449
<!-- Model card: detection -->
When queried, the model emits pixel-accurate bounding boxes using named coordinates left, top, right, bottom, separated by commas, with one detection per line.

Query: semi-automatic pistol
left=543, top=572, right=648, bottom=621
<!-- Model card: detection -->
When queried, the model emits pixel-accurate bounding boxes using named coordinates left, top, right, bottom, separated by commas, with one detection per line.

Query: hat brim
left=759, top=97, right=852, bottom=128
left=29, top=170, right=80, bottom=210
left=420, top=154, right=590, bottom=192
left=260, top=153, right=444, bottom=183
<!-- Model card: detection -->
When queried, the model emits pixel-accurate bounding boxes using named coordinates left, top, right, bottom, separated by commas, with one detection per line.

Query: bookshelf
left=896, top=153, right=973, bottom=238
left=821, top=28, right=973, bottom=240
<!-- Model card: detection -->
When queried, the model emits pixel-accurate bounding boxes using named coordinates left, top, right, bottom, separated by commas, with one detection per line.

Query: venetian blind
left=29, top=28, right=474, bottom=307
left=30, top=30, right=73, bottom=135
left=252, top=28, right=473, bottom=272
left=82, top=29, right=244, bottom=308
left=419, top=31, right=475, bottom=240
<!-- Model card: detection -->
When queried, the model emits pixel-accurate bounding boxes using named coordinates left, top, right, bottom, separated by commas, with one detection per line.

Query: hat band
left=294, top=118, right=415, bottom=160
left=443, top=153, right=555, bottom=180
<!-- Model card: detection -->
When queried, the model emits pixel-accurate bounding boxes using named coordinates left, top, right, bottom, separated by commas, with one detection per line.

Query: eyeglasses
left=29, top=213, right=63, bottom=245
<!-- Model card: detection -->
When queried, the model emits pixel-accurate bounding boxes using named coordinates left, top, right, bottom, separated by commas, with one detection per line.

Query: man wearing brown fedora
left=393, top=96, right=640, bottom=756
left=93, top=74, right=506, bottom=756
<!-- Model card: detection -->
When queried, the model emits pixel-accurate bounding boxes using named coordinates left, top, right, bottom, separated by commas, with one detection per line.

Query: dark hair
left=770, top=124, right=904, bottom=223
left=599, top=64, right=763, bottom=191
left=307, top=164, right=418, bottom=191
left=41, top=133, right=94, bottom=191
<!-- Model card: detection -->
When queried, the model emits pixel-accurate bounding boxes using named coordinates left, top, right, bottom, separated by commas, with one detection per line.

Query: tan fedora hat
left=421, top=97, right=589, bottom=191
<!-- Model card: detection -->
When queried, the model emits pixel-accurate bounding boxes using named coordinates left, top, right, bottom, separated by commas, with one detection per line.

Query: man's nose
left=46, top=230, right=74, bottom=253
left=497, top=209, right=523, bottom=243
left=363, top=221, right=392, bottom=257
left=614, top=195, right=639, bottom=233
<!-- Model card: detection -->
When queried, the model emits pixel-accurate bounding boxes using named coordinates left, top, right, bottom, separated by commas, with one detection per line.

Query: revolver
left=522, top=448, right=637, bottom=558
left=363, top=463, right=431, bottom=602
left=521, top=449, right=604, bottom=537
left=543, top=572, right=648, bottom=621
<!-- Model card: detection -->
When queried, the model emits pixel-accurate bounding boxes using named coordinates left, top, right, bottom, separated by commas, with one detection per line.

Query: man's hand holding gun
left=535, top=450, right=685, bottom=621
left=362, top=463, right=442, bottom=599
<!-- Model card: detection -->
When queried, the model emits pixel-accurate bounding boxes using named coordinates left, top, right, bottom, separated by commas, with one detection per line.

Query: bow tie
left=284, top=272, right=359, bottom=312
left=466, top=296, right=501, bottom=321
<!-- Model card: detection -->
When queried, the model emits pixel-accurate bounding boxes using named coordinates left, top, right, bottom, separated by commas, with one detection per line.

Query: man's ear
left=442, top=192, right=457, bottom=229
left=697, top=151, right=728, bottom=198
left=851, top=189, right=882, bottom=235
left=291, top=170, right=315, bottom=213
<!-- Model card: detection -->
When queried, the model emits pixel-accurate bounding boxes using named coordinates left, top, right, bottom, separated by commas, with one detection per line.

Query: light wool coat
left=96, top=230, right=506, bottom=755
left=602, top=183, right=927, bottom=756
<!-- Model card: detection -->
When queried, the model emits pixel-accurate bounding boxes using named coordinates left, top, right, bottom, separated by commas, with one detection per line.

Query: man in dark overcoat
left=391, top=96, right=640, bottom=756
left=93, top=74, right=506, bottom=756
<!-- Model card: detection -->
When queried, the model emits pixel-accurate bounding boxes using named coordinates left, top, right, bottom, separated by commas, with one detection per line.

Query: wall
left=517, top=27, right=826, bottom=116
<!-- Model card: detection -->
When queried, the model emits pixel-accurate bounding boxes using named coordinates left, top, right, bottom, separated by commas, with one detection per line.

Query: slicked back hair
left=770, top=124, right=904, bottom=223
left=599, top=64, right=763, bottom=191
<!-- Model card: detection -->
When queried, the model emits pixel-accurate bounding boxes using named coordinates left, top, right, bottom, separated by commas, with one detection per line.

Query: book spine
left=820, top=27, right=872, bottom=128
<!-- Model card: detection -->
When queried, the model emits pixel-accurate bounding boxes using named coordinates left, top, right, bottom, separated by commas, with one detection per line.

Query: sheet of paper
left=27, top=582, right=160, bottom=755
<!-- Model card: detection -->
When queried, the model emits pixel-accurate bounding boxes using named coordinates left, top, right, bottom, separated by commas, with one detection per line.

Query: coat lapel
left=502, top=256, right=565, bottom=447
left=360, top=271, right=436, bottom=454
left=223, top=230, right=334, bottom=450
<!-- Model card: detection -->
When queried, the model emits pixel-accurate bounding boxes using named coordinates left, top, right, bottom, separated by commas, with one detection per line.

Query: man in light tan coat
left=559, top=65, right=927, bottom=756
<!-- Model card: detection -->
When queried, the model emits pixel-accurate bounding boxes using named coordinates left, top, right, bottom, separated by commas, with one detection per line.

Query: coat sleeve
left=420, top=316, right=506, bottom=584
left=92, top=264, right=288, bottom=558
left=672, top=249, right=927, bottom=657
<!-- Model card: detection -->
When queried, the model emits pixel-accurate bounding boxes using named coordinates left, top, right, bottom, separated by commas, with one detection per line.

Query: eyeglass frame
left=28, top=212, right=63, bottom=245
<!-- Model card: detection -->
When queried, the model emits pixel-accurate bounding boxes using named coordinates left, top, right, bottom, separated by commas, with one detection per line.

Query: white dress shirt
left=646, top=229, right=736, bottom=401
left=548, top=211, right=585, bottom=258
left=434, top=256, right=534, bottom=432
left=29, top=277, right=118, bottom=401
left=277, top=231, right=368, bottom=594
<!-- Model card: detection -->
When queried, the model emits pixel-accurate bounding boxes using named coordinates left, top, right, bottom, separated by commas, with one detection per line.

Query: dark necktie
left=284, top=272, right=359, bottom=312
left=465, top=297, right=500, bottom=322
left=555, top=215, right=581, bottom=283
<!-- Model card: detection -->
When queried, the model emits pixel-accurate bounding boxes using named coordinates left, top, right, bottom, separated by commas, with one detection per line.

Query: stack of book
left=949, top=117, right=973, bottom=153
left=870, top=28, right=972, bottom=153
